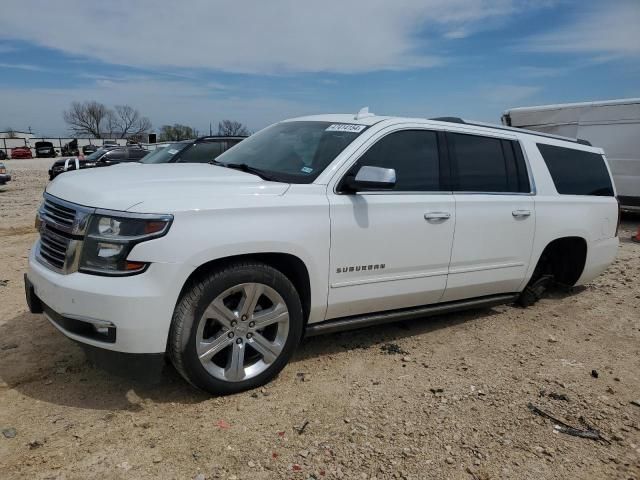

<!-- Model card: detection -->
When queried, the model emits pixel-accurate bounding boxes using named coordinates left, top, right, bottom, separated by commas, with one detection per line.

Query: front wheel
left=169, top=261, right=303, bottom=394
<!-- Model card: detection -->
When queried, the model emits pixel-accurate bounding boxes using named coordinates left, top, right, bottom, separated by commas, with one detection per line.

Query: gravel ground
left=0, top=158, right=639, bottom=480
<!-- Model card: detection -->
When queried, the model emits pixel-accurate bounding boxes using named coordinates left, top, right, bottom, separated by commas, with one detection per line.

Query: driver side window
left=354, top=130, right=441, bottom=191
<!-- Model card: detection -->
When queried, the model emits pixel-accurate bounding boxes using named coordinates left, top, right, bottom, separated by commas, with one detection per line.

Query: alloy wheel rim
left=196, top=282, right=290, bottom=382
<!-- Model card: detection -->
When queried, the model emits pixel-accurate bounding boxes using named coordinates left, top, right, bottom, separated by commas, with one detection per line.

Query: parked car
left=0, top=162, right=11, bottom=185
left=82, top=144, right=99, bottom=155
left=25, top=111, right=619, bottom=394
left=48, top=145, right=149, bottom=180
left=103, top=140, right=118, bottom=147
left=140, top=136, right=246, bottom=164
left=10, top=146, right=32, bottom=159
left=35, top=141, right=57, bottom=158
left=0, top=149, right=6, bottom=160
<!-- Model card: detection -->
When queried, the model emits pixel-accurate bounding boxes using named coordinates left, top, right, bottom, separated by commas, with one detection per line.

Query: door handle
left=424, top=212, right=451, bottom=221
left=512, top=209, right=531, bottom=218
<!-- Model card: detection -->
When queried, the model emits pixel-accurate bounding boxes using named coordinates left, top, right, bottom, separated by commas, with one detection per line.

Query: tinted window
left=178, top=142, right=224, bottom=163
left=537, top=143, right=614, bottom=196
left=128, top=149, right=148, bottom=160
left=449, top=133, right=513, bottom=192
left=225, top=139, right=242, bottom=148
left=354, top=130, right=440, bottom=191
left=140, top=142, right=189, bottom=164
left=105, top=149, right=126, bottom=161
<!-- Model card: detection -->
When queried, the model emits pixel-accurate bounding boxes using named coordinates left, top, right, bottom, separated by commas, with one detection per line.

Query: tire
left=169, top=261, right=304, bottom=395
left=517, top=254, right=553, bottom=307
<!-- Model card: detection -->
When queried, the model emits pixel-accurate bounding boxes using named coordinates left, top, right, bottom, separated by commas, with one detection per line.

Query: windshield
left=214, top=121, right=367, bottom=183
left=140, top=143, right=189, bottom=164
left=85, top=148, right=108, bottom=161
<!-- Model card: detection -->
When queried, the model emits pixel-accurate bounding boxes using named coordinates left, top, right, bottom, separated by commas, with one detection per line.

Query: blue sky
left=0, top=0, right=638, bottom=136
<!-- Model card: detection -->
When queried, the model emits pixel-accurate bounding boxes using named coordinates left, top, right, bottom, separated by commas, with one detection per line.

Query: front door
left=326, top=128, right=455, bottom=319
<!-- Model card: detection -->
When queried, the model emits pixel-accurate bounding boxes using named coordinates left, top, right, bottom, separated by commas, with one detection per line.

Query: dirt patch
left=0, top=160, right=639, bottom=479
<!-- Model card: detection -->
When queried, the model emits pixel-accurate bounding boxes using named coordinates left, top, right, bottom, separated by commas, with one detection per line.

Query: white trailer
left=502, top=98, right=640, bottom=212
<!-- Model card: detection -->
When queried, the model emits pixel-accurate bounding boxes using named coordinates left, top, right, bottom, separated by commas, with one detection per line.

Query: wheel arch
left=178, top=252, right=312, bottom=324
left=530, top=236, right=588, bottom=287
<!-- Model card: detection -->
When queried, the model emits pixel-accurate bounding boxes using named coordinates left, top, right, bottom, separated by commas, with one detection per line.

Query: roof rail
left=430, top=116, right=466, bottom=124
left=430, top=116, right=592, bottom=146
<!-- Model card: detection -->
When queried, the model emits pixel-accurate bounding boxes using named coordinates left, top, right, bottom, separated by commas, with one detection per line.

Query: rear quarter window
left=537, top=143, right=614, bottom=196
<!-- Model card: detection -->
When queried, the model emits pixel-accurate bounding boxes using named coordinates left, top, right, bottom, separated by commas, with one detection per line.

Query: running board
left=305, top=293, right=519, bottom=337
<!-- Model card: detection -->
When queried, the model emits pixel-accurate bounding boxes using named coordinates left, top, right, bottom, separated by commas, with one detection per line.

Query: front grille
left=39, top=226, right=70, bottom=269
left=36, top=195, right=91, bottom=273
left=42, top=198, right=75, bottom=229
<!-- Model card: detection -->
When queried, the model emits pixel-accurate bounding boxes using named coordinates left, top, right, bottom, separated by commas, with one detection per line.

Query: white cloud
left=0, top=62, right=47, bottom=71
left=523, top=1, right=640, bottom=58
left=514, top=66, right=569, bottom=78
left=0, top=0, right=550, bottom=74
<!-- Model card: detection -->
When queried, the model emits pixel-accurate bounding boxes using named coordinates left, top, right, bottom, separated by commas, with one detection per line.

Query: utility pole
left=209, top=122, right=212, bottom=136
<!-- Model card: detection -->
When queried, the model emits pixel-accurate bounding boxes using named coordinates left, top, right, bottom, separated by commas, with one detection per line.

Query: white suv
left=25, top=111, right=619, bottom=394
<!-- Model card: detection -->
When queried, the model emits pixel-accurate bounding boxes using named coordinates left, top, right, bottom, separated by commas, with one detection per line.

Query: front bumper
left=0, top=174, right=10, bottom=184
left=26, top=246, right=189, bottom=354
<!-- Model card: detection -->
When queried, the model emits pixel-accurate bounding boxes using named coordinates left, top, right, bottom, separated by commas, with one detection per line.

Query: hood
left=46, top=163, right=290, bottom=212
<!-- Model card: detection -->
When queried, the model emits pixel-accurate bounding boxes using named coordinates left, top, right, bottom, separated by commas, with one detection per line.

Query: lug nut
left=241, top=315, right=248, bottom=321
left=236, top=338, right=243, bottom=344
left=227, top=332, right=234, bottom=338
left=246, top=332, right=253, bottom=339
left=231, top=320, right=238, bottom=327
left=249, top=321, right=255, bottom=328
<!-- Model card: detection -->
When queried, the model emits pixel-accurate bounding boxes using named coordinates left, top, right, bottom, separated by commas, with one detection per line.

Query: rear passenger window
left=355, top=130, right=441, bottom=191
left=178, top=142, right=224, bottom=163
left=537, top=143, right=614, bottom=196
left=449, top=133, right=529, bottom=193
left=105, top=150, right=126, bottom=161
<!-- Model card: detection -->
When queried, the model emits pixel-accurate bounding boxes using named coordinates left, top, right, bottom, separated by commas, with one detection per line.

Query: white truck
left=502, top=98, right=640, bottom=212
left=25, top=110, right=619, bottom=394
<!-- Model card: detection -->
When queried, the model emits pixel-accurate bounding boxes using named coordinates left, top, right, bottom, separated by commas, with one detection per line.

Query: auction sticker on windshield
left=325, top=124, right=367, bottom=133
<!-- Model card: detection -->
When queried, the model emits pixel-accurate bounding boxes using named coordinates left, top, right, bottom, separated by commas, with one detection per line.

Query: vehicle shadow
left=0, top=311, right=207, bottom=411
left=294, top=304, right=504, bottom=363
left=0, top=289, right=580, bottom=410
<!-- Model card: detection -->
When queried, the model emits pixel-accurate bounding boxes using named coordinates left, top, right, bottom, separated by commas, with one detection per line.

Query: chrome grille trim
left=36, top=194, right=95, bottom=274
left=42, top=200, right=75, bottom=227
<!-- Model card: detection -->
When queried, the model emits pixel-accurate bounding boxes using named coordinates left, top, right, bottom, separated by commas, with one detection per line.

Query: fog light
left=94, top=325, right=109, bottom=335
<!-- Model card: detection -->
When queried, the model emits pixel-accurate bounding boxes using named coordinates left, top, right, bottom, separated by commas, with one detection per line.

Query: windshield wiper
left=209, top=160, right=276, bottom=181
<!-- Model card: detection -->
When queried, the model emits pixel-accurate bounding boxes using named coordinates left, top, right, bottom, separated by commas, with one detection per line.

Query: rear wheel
left=169, top=261, right=303, bottom=394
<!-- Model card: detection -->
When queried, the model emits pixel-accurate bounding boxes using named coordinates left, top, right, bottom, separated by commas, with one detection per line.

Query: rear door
left=128, top=148, right=149, bottom=161
left=326, top=128, right=455, bottom=319
left=441, top=131, right=535, bottom=302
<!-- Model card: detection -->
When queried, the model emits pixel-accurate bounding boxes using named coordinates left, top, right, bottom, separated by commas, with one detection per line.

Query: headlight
left=79, top=212, right=173, bottom=276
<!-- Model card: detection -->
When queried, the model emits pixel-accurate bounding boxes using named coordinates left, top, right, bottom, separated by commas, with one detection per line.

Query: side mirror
left=341, top=165, right=396, bottom=192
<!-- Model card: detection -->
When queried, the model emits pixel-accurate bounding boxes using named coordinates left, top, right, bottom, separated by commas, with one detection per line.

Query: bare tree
left=109, top=105, right=152, bottom=139
left=63, top=101, right=111, bottom=138
left=158, top=124, right=199, bottom=141
left=217, top=120, right=250, bottom=136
